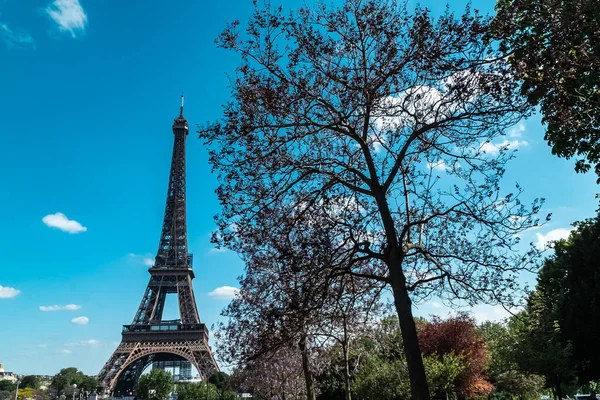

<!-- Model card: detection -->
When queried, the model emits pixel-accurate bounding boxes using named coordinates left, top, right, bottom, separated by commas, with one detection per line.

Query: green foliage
left=508, top=256, right=576, bottom=397
left=177, top=382, right=235, bottom=400
left=495, top=370, right=545, bottom=400
left=550, top=214, right=600, bottom=382
left=208, top=372, right=232, bottom=395
left=509, top=307, right=574, bottom=397
left=50, top=368, right=97, bottom=396
left=424, top=353, right=466, bottom=399
left=478, top=321, right=515, bottom=382
left=493, top=0, right=600, bottom=178
left=503, top=206, right=600, bottom=397
left=20, top=376, right=40, bottom=390
left=316, top=315, right=409, bottom=400
left=0, top=382, right=16, bottom=392
left=352, top=355, right=410, bottom=400
left=135, top=370, right=173, bottom=400
left=177, top=383, right=203, bottom=400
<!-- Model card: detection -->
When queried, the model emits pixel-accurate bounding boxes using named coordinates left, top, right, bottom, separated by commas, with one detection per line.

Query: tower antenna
left=180, top=93, right=184, bottom=117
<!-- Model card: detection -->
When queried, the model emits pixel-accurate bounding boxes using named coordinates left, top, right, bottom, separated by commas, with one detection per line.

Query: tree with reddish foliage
left=418, top=313, right=493, bottom=398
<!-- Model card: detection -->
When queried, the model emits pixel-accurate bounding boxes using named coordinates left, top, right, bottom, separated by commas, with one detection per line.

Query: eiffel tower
left=98, top=97, right=219, bottom=395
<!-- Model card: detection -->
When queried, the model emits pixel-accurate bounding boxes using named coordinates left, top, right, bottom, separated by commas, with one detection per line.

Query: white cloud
left=42, top=212, right=87, bottom=234
left=46, top=0, right=87, bottom=37
left=426, top=160, right=447, bottom=172
left=61, top=349, right=72, bottom=354
left=471, top=304, right=522, bottom=323
left=38, top=344, right=48, bottom=348
left=535, top=228, right=572, bottom=249
left=71, top=316, right=89, bottom=325
left=66, top=339, right=100, bottom=347
left=0, top=285, right=20, bottom=299
left=374, top=86, right=445, bottom=129
left=40, top=304, right=81, bottom=311
left=128, top=253, right=155, bottom=266
left=208, top=286, right=239, bottom=300
left=0, top=23, right=34, bottom=47
left=414, top=301, right=520, bottom=323
left=142, top=257, right=154, bottom=266
left=367, top=132, right=387, bottom=153
left=509, top=215, right=526, bottom=224
left=480, top=139, right=528, bottom=155
left=508, top=122, right=526, bottom=138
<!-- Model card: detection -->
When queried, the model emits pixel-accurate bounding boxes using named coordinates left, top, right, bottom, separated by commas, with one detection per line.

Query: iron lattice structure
left=98, top=98, right=219, bottom=394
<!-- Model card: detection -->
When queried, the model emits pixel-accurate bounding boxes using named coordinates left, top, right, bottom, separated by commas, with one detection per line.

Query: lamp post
left=14, top=380, right=20, bottom=400
left=72, top=384, right=77, bottom=400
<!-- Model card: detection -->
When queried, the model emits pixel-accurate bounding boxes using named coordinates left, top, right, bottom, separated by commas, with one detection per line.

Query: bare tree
left=313, top=273, right=384, bottom=400
left=215, top=208, right=337, bottom=400
left=216, top=202, right=384, bottom=400
left=201, top=1, right=544, bottom=398
left=231, top=345, right=307, bottom=400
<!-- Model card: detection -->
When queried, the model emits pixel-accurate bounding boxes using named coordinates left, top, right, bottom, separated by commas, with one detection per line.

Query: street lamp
left=72, top=384, right=77, bottom=400
left=14, top=380, right=20, bottom=400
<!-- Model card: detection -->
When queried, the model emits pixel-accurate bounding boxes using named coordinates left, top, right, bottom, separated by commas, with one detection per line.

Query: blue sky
left=0, top=0, right=597, bottom=376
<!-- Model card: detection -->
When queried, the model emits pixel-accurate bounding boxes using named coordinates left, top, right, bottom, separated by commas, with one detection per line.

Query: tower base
left=98, top=324, right=218, bottom=395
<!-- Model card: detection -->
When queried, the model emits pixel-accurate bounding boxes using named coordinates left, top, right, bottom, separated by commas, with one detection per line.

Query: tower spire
left=180, top=94, right=184, bottom=117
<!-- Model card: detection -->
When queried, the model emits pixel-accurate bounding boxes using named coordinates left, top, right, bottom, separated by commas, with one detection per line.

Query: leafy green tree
left=177, top=382, right=229, bottom=400
left=0, top=382, right=16, bottom=392
left=135, top=370, right=172, bottom=400
left=479, top=321, right=546, bottom=399
left=493, top=0, right=600, bottom=178
left=549, top=214, right=600, bottom=382
left=208, top=372, right=234, bottom=399
left=509, top=299, right=575, bottom=398
left=208, top=372, right=229, bottom=391
left=423, top=353, right=466, bottom=400
left=352, top=355, right=410, bottom=400
left=176, top=383, right=203, bottom=400
left=478, top=321, right=515, bottom=382
left=317, top=315, right=410, bottom=400
left=51, top=368, right=97, bottom=396
left=495, top=370, right=545, bottom=400
left=20, top=376, right=40, bottom=390
left=509, top=208, right=600, bottom=397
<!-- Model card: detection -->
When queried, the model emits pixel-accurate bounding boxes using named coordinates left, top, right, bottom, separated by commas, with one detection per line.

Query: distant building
left=0, top=362, right=17, bottom=383
left=37, top=375, right=53, bottom=390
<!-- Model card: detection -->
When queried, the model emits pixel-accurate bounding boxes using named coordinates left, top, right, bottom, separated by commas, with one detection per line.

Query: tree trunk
left=299, top=330, right=316, bottom=400
left=281, top=373, right=287, bottom=400
left=341, top=317, right=352, bottom=400
left=373, top=187, right=430, bottom=400
left=389, top=251, right=430, bottom=400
